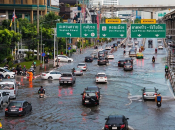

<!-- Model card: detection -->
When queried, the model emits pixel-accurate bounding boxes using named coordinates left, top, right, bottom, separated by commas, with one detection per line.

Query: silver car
left=142, top=87, right=158, bottom=101
left=74, top=68, right=83, bottom=76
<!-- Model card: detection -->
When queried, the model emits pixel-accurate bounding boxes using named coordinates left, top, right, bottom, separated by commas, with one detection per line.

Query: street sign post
left=68, top=47, right=71, bottom=57
left=57, top=23, right=80, bottom=38
left=100, top=24, right=127, bottom=38
left=131, top=24, right=166, bottom=38
left=81, top=24, right=97, bottom=38
left=42, top=53, right=45, bottom=57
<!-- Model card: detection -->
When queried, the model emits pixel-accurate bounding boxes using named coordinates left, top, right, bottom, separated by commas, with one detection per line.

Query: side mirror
left=105, top=118, right=108, bottom=120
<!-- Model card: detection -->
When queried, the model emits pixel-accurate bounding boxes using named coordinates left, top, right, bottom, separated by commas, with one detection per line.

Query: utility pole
left=37, top=0, right=39, bottom=60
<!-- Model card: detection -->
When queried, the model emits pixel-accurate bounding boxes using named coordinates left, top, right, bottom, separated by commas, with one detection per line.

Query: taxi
left=136, top=52, right=144, bottom=59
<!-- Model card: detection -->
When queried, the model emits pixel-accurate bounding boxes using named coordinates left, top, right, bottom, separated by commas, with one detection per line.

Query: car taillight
left=130, top=66, right=132, bottom=68
left=118, top=62, right=120, bottom=63
left=83, top=93, right=86, bottom=100
left=83, top=66, right=86, bottom=68
left=74, top=70, right=76, bottom=72
left=120, top=124, right=125, bottom=128
left=96, top=77, right=99, bottom=78
left=42, top=74, right=46, bottom=76
left=5, top=108, right=8, bottom=111
left=124, top=66, right=126, bottom=68
left=19, top=107, right=23, bottom=112
left=59, top=78, right=61, bottom=80
left=105, top=125, right=109, bottom=129
left=14, top=90, right=16, bottom=94
left=80, top=70, right=83, bottom=72
left=154, top=93, right=157, bottom=95
left=104, top=77, right=107, bottom=78
left=70, top=78, right=72, bottom=80
left=143, top=93, right=146, bottom=95
left=96, top=92, right=98, bottom=100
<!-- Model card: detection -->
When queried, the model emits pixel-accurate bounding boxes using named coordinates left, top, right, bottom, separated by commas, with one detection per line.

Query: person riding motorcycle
left=155, top=48, right=157, bottom=54
left=123, top=49, right=126, bottom=55
left=165, top=65, right=169, bottom=74
left=152, top=56, right=155, bottom=63
left=155, top=93, right=162, bottom=108
left=23, top=65, right=27, bottom=71
left=38, top=86, right=45, bottom=94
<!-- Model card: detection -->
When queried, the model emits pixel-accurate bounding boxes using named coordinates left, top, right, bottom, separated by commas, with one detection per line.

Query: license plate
left=11, top=109, right=16, bottom=111
left=149, top=94, right=153, bottom=96
left=85, top=100, right=89, bottom=103
left=112, top=127, right=117, bottom=129
left=100, top=78, right=103, bottom=79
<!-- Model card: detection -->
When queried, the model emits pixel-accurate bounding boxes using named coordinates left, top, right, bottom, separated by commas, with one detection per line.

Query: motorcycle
left=39, top=93, right=44, bottom=98
left=22, top=70, right=27, bottom=76
left=157, top=101, right=161, bottom=108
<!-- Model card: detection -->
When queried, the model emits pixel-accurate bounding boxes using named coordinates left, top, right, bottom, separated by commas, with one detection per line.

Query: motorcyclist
left=155, top=48, right=157, bottom=53
left=165, top=65, right=169, bottom=74
left=23, top=65, right=27, bottom=71
left=155, top=93, right=162, bottom=108
left=152, top=56, right=155, bottom=62
left=123, top=49, right=126, bottom=55
left=72, top=68, right=75, bottom=75
left=38, top=86, right=45, bottom=94
left=123, top=45, right=126, bottom=49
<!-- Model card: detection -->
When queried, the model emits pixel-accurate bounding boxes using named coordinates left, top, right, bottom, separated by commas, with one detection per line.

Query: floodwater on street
left=1, top=39, right=175, bottom=130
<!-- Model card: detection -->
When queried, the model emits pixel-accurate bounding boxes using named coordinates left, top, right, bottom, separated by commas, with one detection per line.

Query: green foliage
left=134, top=18, right=141, bottom=23
left=6, top=55, right=13, bottom=62
left=65, top=4, right=70, bottom=7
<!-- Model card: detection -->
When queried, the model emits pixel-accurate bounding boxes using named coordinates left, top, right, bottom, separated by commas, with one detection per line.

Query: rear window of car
left=0, top=84, right=14, bottom=90
left=62, top=74, right=72, bottom=77
left=107, top=118, right=123, bottom=124
left=145, top=89, right=155, bottom=92
left=86, top=93, right=96, bottom=97
left=97, top=74, right=105, bottom=77
left=78, top=64, right=85, bottom=66
left=9, top=102, right=22, bottom=107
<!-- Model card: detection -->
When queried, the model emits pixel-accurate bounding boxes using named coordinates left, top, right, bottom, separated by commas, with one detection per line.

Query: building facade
left=0, top=0, right=60, bottom=23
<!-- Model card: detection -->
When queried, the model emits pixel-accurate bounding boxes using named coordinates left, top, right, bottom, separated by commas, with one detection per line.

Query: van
left=0, top=79, right=19, bottom=99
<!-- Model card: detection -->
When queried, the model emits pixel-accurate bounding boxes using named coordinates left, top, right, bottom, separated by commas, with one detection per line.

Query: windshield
left=9, top=102, right=22, bottom=107
left=97, top=74, right=105, bottom=77
left=4, top=69, right=11, bottom=72
left=78, top=64, right=85, bottom=66
left=145, top=89, right=155, bottom=92
left=0, top=84, right=14, bottom=90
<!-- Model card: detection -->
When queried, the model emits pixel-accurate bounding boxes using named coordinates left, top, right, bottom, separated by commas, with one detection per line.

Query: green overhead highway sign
left=57, top=23, right=80, bottom=38
left=81, top=24, right=97, bottom=38
left=100, top=24, right=127, bottom=38
left=131, top=24, right=166, bottom=38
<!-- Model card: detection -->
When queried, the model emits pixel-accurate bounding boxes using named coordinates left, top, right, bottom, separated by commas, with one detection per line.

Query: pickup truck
left=0, top=92, right=10, bottom=107
left=59, top=73, right=76, bottom=85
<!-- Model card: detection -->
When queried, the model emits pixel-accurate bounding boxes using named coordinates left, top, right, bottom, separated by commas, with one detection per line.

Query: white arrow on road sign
left=155, top=34, right=159, bottom=37
left=84, top=33, right=88, bottom=36
left=137, top=34, right=141, bottom=37
left=120, top=34, right=124, bottom=37
left=102, top=34, right=107, bottom=37
left=67, top=32, right=71, bottom=36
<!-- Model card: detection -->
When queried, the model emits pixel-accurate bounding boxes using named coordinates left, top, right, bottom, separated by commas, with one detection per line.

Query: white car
left=158, top=45, right=163, bottom=49
left=77, top=63, right=87, bottom=71
left=107, top=53, right=114, bottom=59
left=95, top=73, right=107, bottom=83
left=128, top=42, right=133, bottom=47
left=98, top=47, right=103, bottom=52
left=55, top=55, right=73, bottom=62
left=168, top=41, right=173, bottom=46
left=0, top=79, right=19, bottom=99
left=105, top=45, right=111, bottom=50
left=134, top=41, right=139, bottom=45
left=41, top=71, right=62, bottom=80
left=0, top=68, right=15, bottom=79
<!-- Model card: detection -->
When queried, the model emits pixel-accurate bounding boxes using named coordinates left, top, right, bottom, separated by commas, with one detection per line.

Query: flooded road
left=1, top=39, right=175, bottom=130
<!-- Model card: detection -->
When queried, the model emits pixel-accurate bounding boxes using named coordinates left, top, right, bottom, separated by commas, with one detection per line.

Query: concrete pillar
left=27, top=0, right=32, bottom=4
left=40, top=0, right=44, bottom=5
left=4, top=0, right=9, bottom=4
left=44, top=0, right=47, bottom=15
left=5, top=11, right=8, bottom=20
left=151, top=12, right=153, bottom=19
left=22, top=13, right=25, bottom=19
left=30, top=10, right=33, bottom=23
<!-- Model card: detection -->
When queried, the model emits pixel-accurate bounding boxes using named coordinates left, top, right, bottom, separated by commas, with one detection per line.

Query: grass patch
left=13, top=60, right=41, bottom=69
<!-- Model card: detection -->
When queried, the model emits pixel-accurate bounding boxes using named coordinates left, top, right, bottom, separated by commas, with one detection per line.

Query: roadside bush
left=24, top=57, right=29, bottom=61
left=29, top=56, right=34, bottom=61
left=72, top=49, right=76, bottom=52
left=33, top=56, right=37, bottom=60
left=8, top=61, right=13, bottom=68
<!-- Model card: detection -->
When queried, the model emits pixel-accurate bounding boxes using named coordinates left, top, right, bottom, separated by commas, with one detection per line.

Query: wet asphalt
left=1, top=39, right=175, bottom=130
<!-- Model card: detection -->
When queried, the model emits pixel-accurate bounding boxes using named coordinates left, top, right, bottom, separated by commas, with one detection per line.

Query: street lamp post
left=42, top=44, right=45, bottom=68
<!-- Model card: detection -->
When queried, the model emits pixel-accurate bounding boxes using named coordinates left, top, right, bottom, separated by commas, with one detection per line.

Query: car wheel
left=68, top=60, right=71, bottom=63
left=5, top=75, right=10, bottom=79
left=48, top=76, right=52, bottom=80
